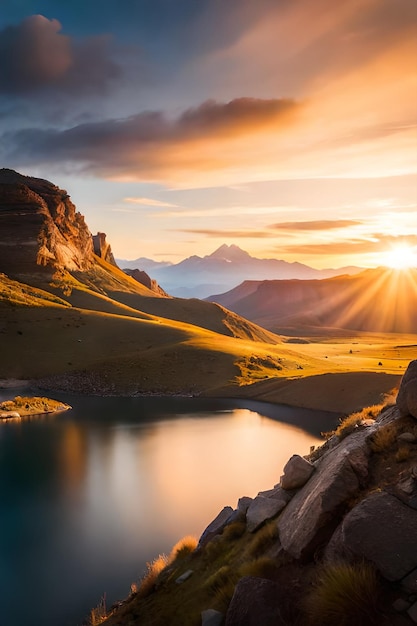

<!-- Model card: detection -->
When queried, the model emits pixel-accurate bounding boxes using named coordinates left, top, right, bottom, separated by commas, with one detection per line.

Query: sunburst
left=383, top=244, right=417, bottom=270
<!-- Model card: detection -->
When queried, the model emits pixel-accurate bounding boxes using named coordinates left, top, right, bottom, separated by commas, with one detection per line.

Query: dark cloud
left=270, top=220, right=362, bottom=231
left=279, top=234, right=417, bottom=256
left=0, top=15, right=121, bottom=95
left=0, top=97, right=301, bottom=178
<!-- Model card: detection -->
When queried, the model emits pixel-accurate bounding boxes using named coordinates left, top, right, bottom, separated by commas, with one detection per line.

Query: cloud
left=0, top=97, right=301, bottom=180
left=176, top=229, right=275, bottom=238
left=279, top=234, right=417, bottom=256
left=270, top=220, right=362, bottom=231
left=0, top=15, right=120, bottom=95
left=124, top=197, right=178, bottom=208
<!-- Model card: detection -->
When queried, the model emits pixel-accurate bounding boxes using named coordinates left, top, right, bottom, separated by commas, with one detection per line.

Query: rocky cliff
left=124, top=268, right=168, bottom=296
left=102, top=362, right=417, bottom=626
left=0, top=169, right=94, bottom=280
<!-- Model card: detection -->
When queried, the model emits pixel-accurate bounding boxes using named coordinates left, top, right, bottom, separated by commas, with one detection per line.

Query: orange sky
left=1, top=0, right=416, bottom=268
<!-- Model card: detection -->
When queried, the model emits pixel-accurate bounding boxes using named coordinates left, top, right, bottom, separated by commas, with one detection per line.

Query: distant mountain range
left=117, top=244, right=363, bottom=298
left=206, top=268, right=417, bottom=334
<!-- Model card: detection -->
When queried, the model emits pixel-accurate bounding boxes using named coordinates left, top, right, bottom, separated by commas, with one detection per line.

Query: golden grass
left=169, top=535, right=198, bottom=561
left=245, top=519, right=279, bottom=558
left=333, top=403, right=384, bottom=440
left=0, top=395, right=70, bottom=416
left=137, top=554, right=170, bottom=599
left=238, top=557, right=278, bottom=579
left=89, top=595, right=107, bottom=626
left=303, top=562, right=382, bottom=626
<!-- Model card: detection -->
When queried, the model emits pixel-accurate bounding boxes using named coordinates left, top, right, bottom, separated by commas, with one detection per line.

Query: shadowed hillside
left=208, top=268, right=417, bottom=334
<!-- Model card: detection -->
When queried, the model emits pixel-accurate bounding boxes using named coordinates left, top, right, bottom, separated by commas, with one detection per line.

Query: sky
left=0, top=0, right=416, bottom=269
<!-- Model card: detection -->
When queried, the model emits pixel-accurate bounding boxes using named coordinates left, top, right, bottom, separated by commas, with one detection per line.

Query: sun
left=383, top=244, right=417, bottom=270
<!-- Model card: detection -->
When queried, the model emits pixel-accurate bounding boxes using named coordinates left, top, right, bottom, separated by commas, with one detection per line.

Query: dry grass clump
left=246, top=520, right=279, bottom=558
left=89, top=595, right=107, bottom=625
left=169, top=535, right=197, bottom=561
left=334, top=404, right=383, bottom=440
left=222, top=520, right=246, bottom=541
left=303, top=561, right=382, bottom=626
left=238, top=557, right=278, bottom=579
left=137, top=554, right=170, bottom=598
left=395, top=445, right=411, bottom=463
left=369, top=422, right=399, bottom=453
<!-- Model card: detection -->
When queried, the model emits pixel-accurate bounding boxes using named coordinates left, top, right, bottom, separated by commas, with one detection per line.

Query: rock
left=225, top=577, right=287, bottom=626
left=392, top=598, right=411, bottom=612
left=201, top=609, right=224, bottom=626
left=278, top=429, right=371, bottom=559
left=124, top=267, right=168, bottom=296
left=280, top=455, right=315, bottom=490
left=397, top=360, right=417, bottom=419
left=257, top=486, right=292, bottom=503
left=93, top=232, right=117, bottom=266
left=246, top=496, right=288, bottom=533
left=237, top=496, right=253, bottom=514
left=326, top=491, right=417, bottom=581
left=402, top=568, right=417, bottom=593
left=408, top=601, right=417, bottom=623
left=198, top=506, right=234, bottom=547
left=175, top=569, right=193, bottom=584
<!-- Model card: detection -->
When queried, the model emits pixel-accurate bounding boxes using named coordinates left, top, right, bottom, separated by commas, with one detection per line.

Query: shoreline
left=0, top=369, right=401, bottom=416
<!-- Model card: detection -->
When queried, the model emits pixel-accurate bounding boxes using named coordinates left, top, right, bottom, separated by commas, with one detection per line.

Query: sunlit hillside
left=208, top=268, right=417, bottom=335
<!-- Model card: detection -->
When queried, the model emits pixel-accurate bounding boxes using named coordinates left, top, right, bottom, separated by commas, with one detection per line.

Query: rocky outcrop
left=225, top=577, right=288, bottom=626
left=124, top=268, right=168, bottom=296
left=0, top=168, right=94, bottom=278
left=92, top=232, right=117, bottom=267
left=397, top=360, right=417, bottom=419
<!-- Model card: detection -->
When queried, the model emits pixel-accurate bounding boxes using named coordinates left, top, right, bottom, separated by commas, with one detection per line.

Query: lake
left=0, top=392, right=338, bottom=626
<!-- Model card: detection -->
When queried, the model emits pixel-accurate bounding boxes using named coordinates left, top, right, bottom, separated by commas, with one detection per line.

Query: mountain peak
left=208, top=244, right=251, bottom=261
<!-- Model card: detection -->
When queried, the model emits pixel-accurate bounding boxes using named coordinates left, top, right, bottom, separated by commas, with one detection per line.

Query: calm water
left=0, top=393, right=337, bottom=626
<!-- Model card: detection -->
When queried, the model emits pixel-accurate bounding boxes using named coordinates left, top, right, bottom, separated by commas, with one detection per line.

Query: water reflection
left=0, top=395, right=335, bottom=626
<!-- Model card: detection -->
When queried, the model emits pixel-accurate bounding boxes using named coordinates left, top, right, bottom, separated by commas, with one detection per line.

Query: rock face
left=225, top=577, right=288, bottom=626
left=0, top=168, right=94, bottom=279
left=124, top=268, right=168, bottom=296
left=92, top=232, right=117, bottom=267
left=326, top=491, right=417, bottom=581
left=397, top=360, right=417, bottom=419
left=280, top=454, right=315, bottom=490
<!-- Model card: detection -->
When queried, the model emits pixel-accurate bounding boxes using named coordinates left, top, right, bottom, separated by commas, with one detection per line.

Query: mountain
left=117, top=244, right=363, bottom=298
left=0, top=169, right=289, bottom=395
left=116, top=257, right=173, bottom=272
left=207, top=268, right=417, bottom=334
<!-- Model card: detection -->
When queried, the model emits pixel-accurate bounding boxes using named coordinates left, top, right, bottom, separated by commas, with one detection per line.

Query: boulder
left=201, top=609, right=224, bottom=626
left=237, top=496, right=253, bottom=514
left=402, top=568, right=417, bottom=593
left=257, top=486, right=292, bottom=503
left=278, top=429, right=371, bottom=559
left=280, top=455, right=315, bottom=490
left=225, top=577, right=287, bottom=626
left=198, top=506, right=233, bottom=547
left=397, top=360, right=417, bottom=419
left=326, top=491, right=417, bottom=581
left=246, top=496, right=287, bottom=533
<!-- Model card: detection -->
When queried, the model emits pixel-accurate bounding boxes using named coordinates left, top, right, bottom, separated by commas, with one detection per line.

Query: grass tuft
left=169, top=535, right=198, bottom=561
left=89, top=595, right=107, bottom=625
left=369, top=422, right=398, bottom=453
left=334, top=404, right=383, bottom=440
left=246, top=519, right=279, bottom=558
left=303, top=561, right=382, bottom=626
left=222, top=521, right=247, bottom=541
left=137, top=554, right=170, bottom=598
left=238, top=557, right=279, bottom=579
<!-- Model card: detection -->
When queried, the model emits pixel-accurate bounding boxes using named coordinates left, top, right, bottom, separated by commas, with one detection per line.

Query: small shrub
left=246, top=520, right=279, bottom=558
left=90, top=595, right=106, bottom=625
left=370, top=423, right=398, bottom=453
left=169, top=535, right=197, bottom=561
left=203, top=565, right=233, bottom=594
left=334, top=404, right=383, bottom=440
left=238, top=557, right=278, bottom=579
left=222, top=521, right=246, bottom=541
left=137, top=554, right=170, bottom=598
left=303, top=561, right=381, bottom=626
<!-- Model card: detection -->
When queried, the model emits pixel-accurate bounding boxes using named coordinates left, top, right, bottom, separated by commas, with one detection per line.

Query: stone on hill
left=246, top=496, right=287, bottom=533
left=237, top=496, right=253, bottom=513
left=225, top=577, right=288, bottom=626
left=280, top=454, right=315, bottom=490
left=278, top=429, right=371, bottom=559
left=326, top=491, right=417, bottom=581
left=397, top=360, right=417, bottom=419
left=198, top=506, right=233, bottom=547
left=201, top=609, right=224, bottom=626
